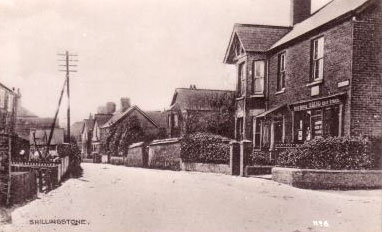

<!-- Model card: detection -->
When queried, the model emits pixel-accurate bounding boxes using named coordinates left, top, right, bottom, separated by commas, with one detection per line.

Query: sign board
left=293, top=97, right=341, bottom=111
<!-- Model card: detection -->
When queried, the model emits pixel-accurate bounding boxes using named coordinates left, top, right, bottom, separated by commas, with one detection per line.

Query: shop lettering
left=293, top=98, right=340, bottom=111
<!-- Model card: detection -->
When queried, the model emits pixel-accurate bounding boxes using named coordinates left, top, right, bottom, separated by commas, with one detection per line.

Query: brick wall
left=126, top=142, right=148, bottom=167
left=351, top=1, right=382, bottom=137
left=267, top=19, right=354, bottom=140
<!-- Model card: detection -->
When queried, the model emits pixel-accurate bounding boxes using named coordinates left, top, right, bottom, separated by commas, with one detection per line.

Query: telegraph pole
left=58, top=51, right=78, bottom=142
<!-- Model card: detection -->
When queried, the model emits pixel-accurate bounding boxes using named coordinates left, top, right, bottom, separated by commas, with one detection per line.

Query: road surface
left=2, top=163, right=382, bottom=232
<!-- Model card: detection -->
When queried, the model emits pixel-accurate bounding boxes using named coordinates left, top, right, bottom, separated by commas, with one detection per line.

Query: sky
left=0, top=0, right=331, bottom=126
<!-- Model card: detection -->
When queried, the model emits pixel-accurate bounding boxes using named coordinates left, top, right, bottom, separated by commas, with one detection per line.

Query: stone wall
left=181, top=162, right=230, bottom=175
left=126, top=142, right=148, bottom=167
left=148, top=138, right=181, bottom=170
left=272, top=167, right=382, bottom=189
left=10, top=171, right=37, bottom=204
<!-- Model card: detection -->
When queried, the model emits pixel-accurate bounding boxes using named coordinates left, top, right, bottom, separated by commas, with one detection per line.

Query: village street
left=2, top=163, right=382, bottom=232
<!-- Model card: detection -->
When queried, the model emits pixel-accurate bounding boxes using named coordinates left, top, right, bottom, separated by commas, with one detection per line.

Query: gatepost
left=229, top=141, right=240, bottom=176
left=240, top=140, right=252, bottom=177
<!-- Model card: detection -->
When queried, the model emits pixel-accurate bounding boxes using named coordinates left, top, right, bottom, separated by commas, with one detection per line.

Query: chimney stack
left=97, top=106, right=107, bottom=114
left=120, top=98, right=131, bottom=112
left=106, top=102, right=116, bottom=114
left=290, top=0, right=311, bottom=25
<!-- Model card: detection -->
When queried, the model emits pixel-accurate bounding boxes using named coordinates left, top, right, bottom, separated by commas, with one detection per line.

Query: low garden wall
left=110, top=156, right=125, bottom=165
left=126, top=142, right=148, bottom=167
left=272, top=167, right=382, bottom=189
left=180, top=162, right=230, bottom=175
left=245, top=165, right=273, bottom=176
left=148, top=138, right=181, bottom=170
left=10, top=171, right=37, bottom=204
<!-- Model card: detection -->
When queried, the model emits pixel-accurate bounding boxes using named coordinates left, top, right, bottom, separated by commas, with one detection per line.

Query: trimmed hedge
left=276, top=136, right=380, bottom=170
left=180, top=132, right=230, bottom=164
left=248, top=151, right=275, bottom=166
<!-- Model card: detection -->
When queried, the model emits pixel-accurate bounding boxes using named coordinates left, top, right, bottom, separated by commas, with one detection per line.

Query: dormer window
left=312, top=37, right=324, bottom=81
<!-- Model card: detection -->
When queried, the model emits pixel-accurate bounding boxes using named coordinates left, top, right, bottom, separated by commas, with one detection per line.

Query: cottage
left=167, top=86, right=235, bottom=138
left=29, top=128, right=65, bottom=157
left=224, top=0, right=382, bottom=151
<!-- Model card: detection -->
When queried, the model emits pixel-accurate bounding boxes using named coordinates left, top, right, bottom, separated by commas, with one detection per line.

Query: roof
left=82, top=118, right=94, bottom=133
left=270, top=0, right=371, bottom=49
left=224, top=24, right=291, bottom=63
left=71, top=121, right=85, bottom=137
left=17, top=106, right=37, bottom=118
left=256, top=104, right=287, bottom=118
left=30, top=128, right=65, bottom=145
left=16, top=117, right=59, bottom=129
left=168, top=88, right=236, bottom=111
left=145, top=111, right=167, bottom=128
left=101, top=105, right=159, bottom=129
left=93, top=114, right=113, bottom=127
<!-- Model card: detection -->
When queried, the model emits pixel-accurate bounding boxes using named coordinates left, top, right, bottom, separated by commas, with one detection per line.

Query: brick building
left=224, top=0, right=382, bottom=151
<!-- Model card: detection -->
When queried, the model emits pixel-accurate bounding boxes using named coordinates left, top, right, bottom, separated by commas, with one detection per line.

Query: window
left=253, top=60, right=265, bottom=94
left=277, top=53, right=286, bottom=91
left=238, top=62, right=246, bottom=96
left=174, top=114, right=179, bottom=128
left=0, top=89, right=5, bottom=109
left=236, top=117, right=244, bottom=141
left=253, top=118, right=261, bottom=147
left=312, top=37, right=324, bottom=81
left=8, top=94, right=13, bottom=112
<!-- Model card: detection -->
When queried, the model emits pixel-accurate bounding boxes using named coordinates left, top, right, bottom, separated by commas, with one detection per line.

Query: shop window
left=253, top=60, right=265, bottom=94
left=294, top=105, right=340, bottom=142
left=323, top=106, right=339, bottom=137
left=311, top=109, right=323, bottom=139
left=311, top=37, right=324, bottom=81
left=277, top=53, right=286, bottom=91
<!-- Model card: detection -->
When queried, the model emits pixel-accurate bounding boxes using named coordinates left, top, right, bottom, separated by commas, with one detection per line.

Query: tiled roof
left=71, top=121, right=84, bottom=137
left=101, top=105, right=159, bottom=129
left=168, top=88, right=235, bottom=111
left=145, top=111, right=167, bottom=129
left=224, top=24, right=291, bottom=64
left=234, top=24, right=291, bottom=52
left=94, top=114, right=113, bottom=127
left=270, top=0, right=371, bottom=49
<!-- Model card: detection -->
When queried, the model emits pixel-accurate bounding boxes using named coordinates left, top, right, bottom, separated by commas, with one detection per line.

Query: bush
left=181, top=132, right=230, bottom=164
left=248, top=151, right=274, bottom=166
left=276, top=136, right=378, bottom=170
left=57, top=143, right=83, bottom=177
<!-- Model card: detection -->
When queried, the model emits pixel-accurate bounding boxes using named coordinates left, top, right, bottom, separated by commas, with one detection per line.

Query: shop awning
left=256, top=104, right=287, bottom=118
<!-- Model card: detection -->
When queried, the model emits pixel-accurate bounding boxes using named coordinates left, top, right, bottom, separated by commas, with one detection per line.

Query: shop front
left=254, top=93, right=347, bottom=151
left=290, top=93, right=346, bottom=144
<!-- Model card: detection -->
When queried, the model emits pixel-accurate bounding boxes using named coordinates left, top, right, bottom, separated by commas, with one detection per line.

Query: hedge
left=180, top=132, right=230, bottom=164
left=248, top=151, right=275, bottom=166
left=276, top=136, right=380, bottom=170
left=57, top=143, right=83, bottom=177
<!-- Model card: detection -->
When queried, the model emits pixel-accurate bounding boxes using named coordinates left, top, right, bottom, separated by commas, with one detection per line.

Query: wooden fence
left=10, top=156, right=70, bottom=193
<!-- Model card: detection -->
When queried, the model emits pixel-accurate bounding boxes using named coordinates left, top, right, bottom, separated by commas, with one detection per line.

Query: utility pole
left=58, top=51, right=78, bottom=143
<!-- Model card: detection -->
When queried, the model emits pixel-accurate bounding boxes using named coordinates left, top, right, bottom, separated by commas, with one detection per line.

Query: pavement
left=1, top=163, right=381, bottom=232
